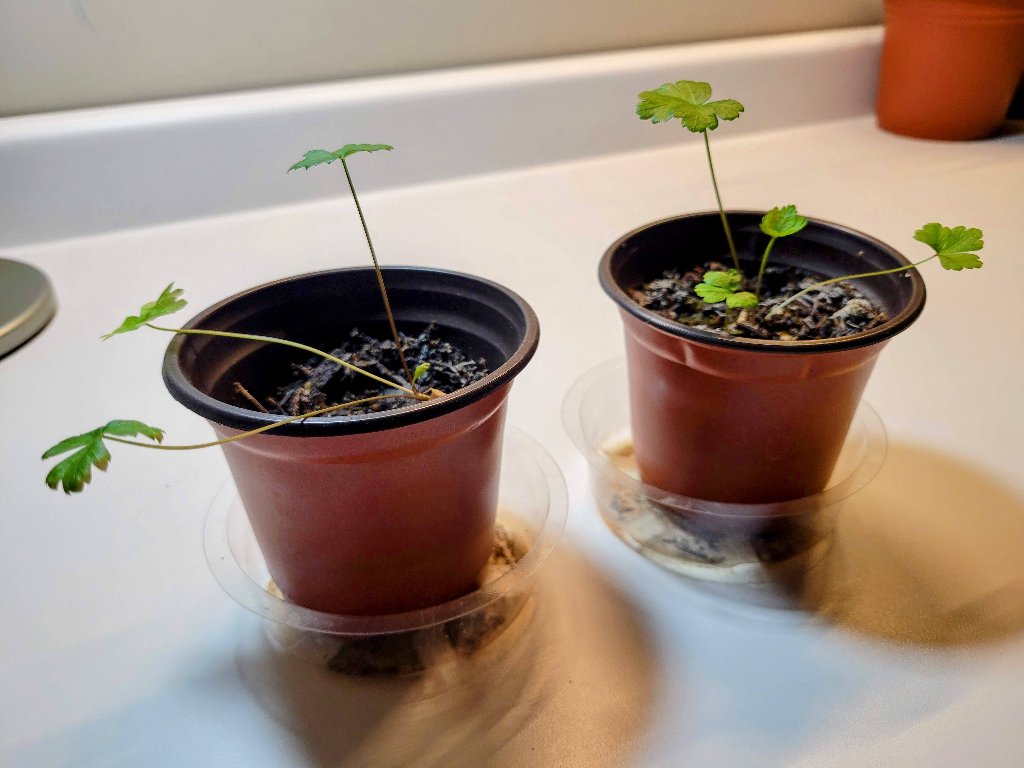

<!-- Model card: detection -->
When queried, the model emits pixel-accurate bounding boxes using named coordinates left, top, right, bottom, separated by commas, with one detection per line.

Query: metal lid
left=0, top=259, right=56, bottom=358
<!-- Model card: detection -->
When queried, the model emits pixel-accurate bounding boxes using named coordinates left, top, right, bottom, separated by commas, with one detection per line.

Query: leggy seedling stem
left=636, top=85, right=984, bottom=320
left=44, top=144, right=447, bottom=494
left=754, top=235, right=777, bottom=300
left=637, top=80, right=744, bottom=273
left=104, top=395, right=414, bottom=452
left=767, top=223, right=984, bottom=317
left=145, top=322, right=419, bottom=397
left=767, top=258, right=930, bottom=318
left=339, top=157, right=415, bottom=387
left=703, top=131, right=740, bottom=272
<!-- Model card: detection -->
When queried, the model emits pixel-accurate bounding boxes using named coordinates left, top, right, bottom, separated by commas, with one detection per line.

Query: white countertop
left=2, top=29, right=1023, bottom=768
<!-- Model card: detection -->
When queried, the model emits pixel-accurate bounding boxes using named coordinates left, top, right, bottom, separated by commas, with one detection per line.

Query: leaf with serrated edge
left=288, top=149, right=338, bottom=171
left=760, top=205, right=808, bottom=238
left=636, top=89, right=686, bottom=123
left=102, top=420, right=165, bottom=442
left=43, top=420, right=164, bottom=494
left=914, top=223, right=984, bottom=271
left=711, top=100, right=744, bottom=121
left=102, top=284, right=187, bottom=340
left=726, top=291, right=758, bottom=309
left=46, top=436, right=110, bottom=494
left=913, top=223, right=945, bottom=248
left=41, top=432, right=96, bottom=460
left=702, top=270, right=742, bottom=291
left=678, top=104, right=720, bottom=132
left=333, top=143, right=393, bottom=160
left=938, top=251, right=983, bottom=271
left=289, top=144, right=393, bottom=172
left=694, top=283, right=732, bottom=303
left=637, top=81, right=743, bottom=133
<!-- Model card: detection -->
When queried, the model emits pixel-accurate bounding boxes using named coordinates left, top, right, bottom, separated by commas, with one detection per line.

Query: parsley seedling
left=637, top=80, right=744, bottom=271
left=43, top=144, right=438, bottom=494
left=637, top=81, right=984, bottom=320
left=694, top=269, right=756, bottom=309
left=288, top=143, right=415, bottom=385
left=695, top=205, right=809, bottom=309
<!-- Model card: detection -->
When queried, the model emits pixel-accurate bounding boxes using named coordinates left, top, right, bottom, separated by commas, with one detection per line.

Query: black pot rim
left=599, top=210, right=928, bottom=354
left=162, top=266, right=540, bottom=436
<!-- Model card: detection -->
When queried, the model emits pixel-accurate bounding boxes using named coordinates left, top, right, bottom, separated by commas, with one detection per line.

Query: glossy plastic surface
left=205, top=427, right=567, bottom=674
left=599, top=211, right=920, bottom=502
left=164, top=267, right=540, bottom=614
left=563, top=359, right=887, bottom=591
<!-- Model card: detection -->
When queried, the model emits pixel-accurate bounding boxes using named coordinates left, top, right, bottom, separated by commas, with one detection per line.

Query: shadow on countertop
left=803, top=441, right=1024, bottom=648
left=235, top=543, right=659, bottom=768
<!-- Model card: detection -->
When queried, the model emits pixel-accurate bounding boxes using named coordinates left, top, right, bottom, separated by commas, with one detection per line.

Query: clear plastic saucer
left=205, top=427, right=567, bottom=675
left=563, top=358, right=887, bottom=596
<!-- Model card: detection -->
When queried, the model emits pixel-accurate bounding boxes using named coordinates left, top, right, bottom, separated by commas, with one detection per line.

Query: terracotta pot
left=877, top=0, right=1024, bottom=140
left=163, top=267, right=539, bottom=615
left=600, top=212, right=926, bottom=504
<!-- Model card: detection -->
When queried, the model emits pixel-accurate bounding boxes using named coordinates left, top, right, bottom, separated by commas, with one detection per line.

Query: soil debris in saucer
left=630, top=261, right=888, bottom=341
left=443, top=525, right=523, bottom=655
left=598, top=434, right=825, bottom=572
left=281, top=522, right=529, bottom=676
left=263, top=323, right=489, bottom=416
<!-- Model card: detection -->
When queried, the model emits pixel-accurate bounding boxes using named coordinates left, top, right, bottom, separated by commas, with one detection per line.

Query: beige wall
left=0, top=0, right=882, bottom=116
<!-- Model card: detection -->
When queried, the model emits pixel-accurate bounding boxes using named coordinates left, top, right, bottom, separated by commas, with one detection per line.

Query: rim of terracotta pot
left=885, top=0, right=1024, bottom=22
left=163, top=266, right=540, bottom=436
left=599, top=210, right=927, bottom=354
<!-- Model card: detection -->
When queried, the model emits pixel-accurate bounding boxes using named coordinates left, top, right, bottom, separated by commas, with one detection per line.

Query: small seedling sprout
left=639, top=81, right=984, bottom=317
left=694, top=205, right=809, bottom=309
left=288, top=144, right=415, bottom=385
left=637, top=80, right=744, bottom=271
left=44, top=145, right=438, bottom=494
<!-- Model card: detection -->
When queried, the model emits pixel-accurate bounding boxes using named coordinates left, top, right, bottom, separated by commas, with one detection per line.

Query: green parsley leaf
left=288, top=144, right=394, bottom=172
left=102, top=284, right=187, bottom=340
left=760, top=205, right=808, bottom=238
left=702, top=269, right=743, bottom=291
left=913, top=223, right=984, bottom=271
left=636, top=80, right=744, bottom=133
left=696, top=269, right=757, bottom=307
left=725, top=291, right=758, bottom=309
left=42, top=420, right=164, bottom=494
left=288, top=149, right=337, bottom=171
left=694, top=282, right=732, bottom=303
left=412, top=362, right=430, bottom=383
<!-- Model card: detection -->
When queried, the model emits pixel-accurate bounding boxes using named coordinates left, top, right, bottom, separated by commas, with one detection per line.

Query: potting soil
left=632, top=262, right=888, bottom=341
left=266, top=323, right=489, bottom=416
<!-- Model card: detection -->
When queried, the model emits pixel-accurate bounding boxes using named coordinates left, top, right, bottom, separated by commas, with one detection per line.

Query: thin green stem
left=703, top=130, right=740, bottom=273
left=105, top=394, right=416, bottom=451
left=146, top=323, right=419, bottom=397
left=755, top=236, right=777, bottom=300
left=340, top=158, right=415, bottom=388
left=767, top=255, right=936, bottom=318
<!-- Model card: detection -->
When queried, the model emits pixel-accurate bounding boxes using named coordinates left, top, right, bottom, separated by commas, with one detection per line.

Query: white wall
left=0, top=0, right=882, bottom=116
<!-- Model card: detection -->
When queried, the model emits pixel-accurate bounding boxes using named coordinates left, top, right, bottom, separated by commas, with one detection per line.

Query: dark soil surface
left=631, top=262, right=887, bottom=341
left=265, top=323, right=489, bottom=417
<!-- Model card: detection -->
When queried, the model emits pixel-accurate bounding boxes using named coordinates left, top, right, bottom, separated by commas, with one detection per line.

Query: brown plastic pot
left=877, top=0, right=1024, bottom=140
left=163, top=267, right=539, bottom=616
left=600, top=212, right=926, bottom=505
